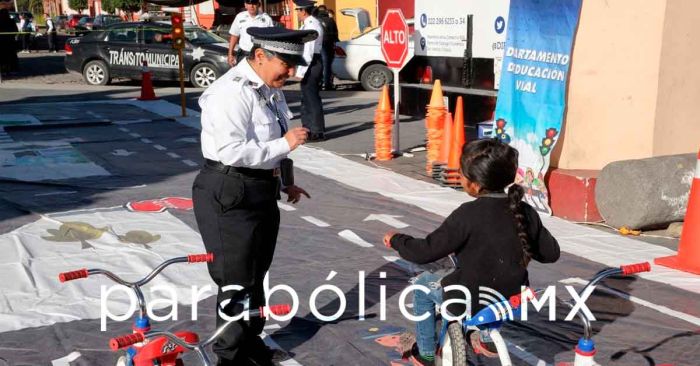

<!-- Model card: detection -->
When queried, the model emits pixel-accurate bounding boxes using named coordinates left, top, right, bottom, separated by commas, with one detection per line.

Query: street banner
left=493, top=0, right=582, bottom=214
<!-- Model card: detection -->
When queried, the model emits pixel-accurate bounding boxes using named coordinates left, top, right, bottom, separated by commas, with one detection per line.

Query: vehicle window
left=357, top=11, right=371, bottom=33
left=185, top=28, right=226, bottom=45
left=143, top=28, right=172, bottom=45
left=108, top=27, right=139, bottom=43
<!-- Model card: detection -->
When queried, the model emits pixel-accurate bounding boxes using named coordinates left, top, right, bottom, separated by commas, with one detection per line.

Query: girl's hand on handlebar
left=383, top=231, right=396, bottom=249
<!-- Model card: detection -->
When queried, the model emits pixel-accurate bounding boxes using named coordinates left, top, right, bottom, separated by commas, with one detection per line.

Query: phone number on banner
left=427, top=16, right=466, bottom=26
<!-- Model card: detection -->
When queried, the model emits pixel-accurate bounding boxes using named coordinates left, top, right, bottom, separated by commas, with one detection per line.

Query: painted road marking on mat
left=167, top=152, right=181, bottom=159
left=264, top=323, right=281, bottom=331
left=34, top=191, right=78, bottom=197
left=277, top=202, right=296, bottom=211
left=339, top=229, right=373, bottom=248
left=560, top=277, right=700, bottom=327
left=51, top=351, right=81, bottom=366
left=182, top=159, right=198, bottom=167
left=262, top=331, right=303, bottom=366
left=141, top=138, right=153, bottom=144
left=363, top=214, right=409, bottom=229
left=506, top=341, right=549, bottom=366
left=129, top=132, right=141, bottom=138
left=118, top=127, right=129, bottom=133
left=301, top=216, right=330, bottom=227
left=153, top=144, right=167, bottom=151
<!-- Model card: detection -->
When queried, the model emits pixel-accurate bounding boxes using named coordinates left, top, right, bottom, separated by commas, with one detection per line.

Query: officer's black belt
left=205, top=159, right=279, bottom=179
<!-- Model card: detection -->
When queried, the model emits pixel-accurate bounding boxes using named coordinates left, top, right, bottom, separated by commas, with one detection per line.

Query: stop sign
left=381, top=9, right=409, bottom=70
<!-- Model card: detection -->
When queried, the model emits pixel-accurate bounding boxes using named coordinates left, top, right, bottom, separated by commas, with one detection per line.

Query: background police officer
left=228, top=0, right=274, bottom=66
left=294, top=0, right=326, bottom=142
left=193, top=27, right=317, bottom=366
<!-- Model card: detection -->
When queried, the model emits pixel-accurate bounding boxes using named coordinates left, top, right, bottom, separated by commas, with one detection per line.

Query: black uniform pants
left=321, top=42, right=335, bottom=88
left=300, top=54, right=325, bottom=135
left=192, top=166, right=280, bottom=364
left=47, top=31, right=56, bottom=52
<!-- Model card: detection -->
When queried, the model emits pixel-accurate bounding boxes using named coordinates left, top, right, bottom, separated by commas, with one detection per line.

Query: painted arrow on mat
left=363, top=214, right=409, bottom=229
left=112, top=149, right=135, bottom=156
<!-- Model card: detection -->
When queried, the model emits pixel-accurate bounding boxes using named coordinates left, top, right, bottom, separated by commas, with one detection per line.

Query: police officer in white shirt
left=294, top=0, right=326, bottom=141
left=228, top=0, right=274, bottom=66
left=193, top=27, right=317, bottom=366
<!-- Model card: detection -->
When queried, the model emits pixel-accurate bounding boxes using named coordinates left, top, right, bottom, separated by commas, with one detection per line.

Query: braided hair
left=460, top=139, right=533, bottom=267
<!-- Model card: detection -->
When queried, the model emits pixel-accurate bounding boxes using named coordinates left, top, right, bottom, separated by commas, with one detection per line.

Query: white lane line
left=129, top=132, right=141, bottom=138
left=167, top=152, right=181, bottom=159
left=363, top=214, right=409, bottom=229
left=277, top=202, right=296, bottom=211
left=51, top=351, right=81, bottom=366
left=560, top=277, right=700, bottom=327
left=301, top=216, right=330, bottom=227
left=141, top=138, right=153, bottom=144
left=34, top=191, right=78, bottom=197
left=182, top=159, right=198, bottom=167
left=506, top=341, right=550, bottom=366
left=119, top=127, right=130, bottom=133
left=339, top=229, right=373, bottom=248
left=153, top=144, right=167, bottom=151
left=261, top=331, right=302, bottom=366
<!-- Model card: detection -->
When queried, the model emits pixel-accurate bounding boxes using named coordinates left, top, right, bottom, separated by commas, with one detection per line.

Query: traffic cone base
left=137, top=61, right=158, bottom=101
left=655, top=150, right=700, bottom=275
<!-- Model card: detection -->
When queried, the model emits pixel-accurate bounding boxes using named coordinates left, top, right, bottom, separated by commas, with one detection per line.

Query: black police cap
left=247, top=27, right=318, bottom=66
left=244, top=0, right=260, bottom=4
left=293, top=0, right=317, bottom=9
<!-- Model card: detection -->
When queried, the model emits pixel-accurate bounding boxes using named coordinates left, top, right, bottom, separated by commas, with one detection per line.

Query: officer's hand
left=282, top=185, right=310, bottom=204
left=284, top=127, right=309, bottom=150
left=228, top=54, right=237, bottom=66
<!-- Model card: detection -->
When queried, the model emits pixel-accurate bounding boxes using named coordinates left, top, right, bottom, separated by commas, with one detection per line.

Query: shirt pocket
left=251, top=105, right=277, bottom=138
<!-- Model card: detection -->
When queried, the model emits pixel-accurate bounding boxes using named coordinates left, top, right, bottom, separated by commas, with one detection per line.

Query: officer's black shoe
left=307, top=132, right=326, bottom=142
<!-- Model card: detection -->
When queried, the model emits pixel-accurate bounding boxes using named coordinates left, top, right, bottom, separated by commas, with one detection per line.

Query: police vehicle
left=65, top=22, right=231, bottom=88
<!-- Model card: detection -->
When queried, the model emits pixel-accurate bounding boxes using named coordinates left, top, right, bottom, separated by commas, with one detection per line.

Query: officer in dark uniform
left=294, top=0, right=326, bottom=142
left=192, top=27, right=317, bottom=366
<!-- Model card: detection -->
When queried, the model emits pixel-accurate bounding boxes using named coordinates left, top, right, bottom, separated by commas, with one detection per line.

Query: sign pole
left=178, top=48, right=186, bottom=117
left=392, top=69, right=400, bottom=155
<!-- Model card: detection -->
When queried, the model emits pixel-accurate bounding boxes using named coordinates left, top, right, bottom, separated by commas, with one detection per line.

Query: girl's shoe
left=469, top=331, right=499, bottom=358
left=408, top=343, right=435, bottom=366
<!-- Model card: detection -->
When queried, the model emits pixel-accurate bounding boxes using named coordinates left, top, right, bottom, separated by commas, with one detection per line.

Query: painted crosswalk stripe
left=141, top=138, right=153, bottom=144
left=301, top=216, right=330, bottom=227
left=129, top=132, right=141, bottom=138
left=167, top=152, right=181, bottom=159
left=277, top=202, right=296, bottom=211
left=339, top=229, right=373, bottom=248
left=153, top=144, right=167, bottom=151
left=118, top=127, right=130, bottom=132
left=182, top=159, right=198, bottom=167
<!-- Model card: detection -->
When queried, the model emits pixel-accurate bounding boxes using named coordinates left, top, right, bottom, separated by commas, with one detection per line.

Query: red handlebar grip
left=58, top=269, right=89, bottom=283
left=620, top=262, right=651, bottom=275
left=263, top=304, right=292, bottom=317
left=188, top=253, right=214, bottom=263
left=109, top=333, right=145, bottom=350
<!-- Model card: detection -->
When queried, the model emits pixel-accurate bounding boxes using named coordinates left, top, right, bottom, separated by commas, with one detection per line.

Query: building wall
left=652, top=0, right=700, bottom=156
left=553, top=0, right=668, bottom=169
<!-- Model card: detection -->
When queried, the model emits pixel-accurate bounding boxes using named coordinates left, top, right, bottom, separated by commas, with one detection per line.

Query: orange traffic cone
left=138, top=61, right=158, bottom=101
left=425, top=80, right=446, bottom=174
left=432, top=112, right=454, bottom=178
left=655, top=150, right=700, bottom=274
left=440, top=96, right=466, bottom=187
left=374, top=85, right=393, bottom=161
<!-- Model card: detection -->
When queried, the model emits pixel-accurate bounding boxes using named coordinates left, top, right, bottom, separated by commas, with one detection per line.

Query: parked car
left=53, top=15, right=69, bottom=31
left=65, top=22, right=231, bottom=88
left=92, top=15, right=123, bottom=30
left=66, top=14, right=84, bottom=30
left=331, top=8, right=414, bottom=91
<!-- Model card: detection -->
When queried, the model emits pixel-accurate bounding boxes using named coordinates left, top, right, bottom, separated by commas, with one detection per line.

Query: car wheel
left=360, top=63, right=393, bottom=91
left=190, top=63, right=219, bottom=88
left=83, top=60, right=110, bottom=86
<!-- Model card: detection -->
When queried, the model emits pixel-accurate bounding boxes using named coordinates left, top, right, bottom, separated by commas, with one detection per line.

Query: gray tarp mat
left=0, top=119, right=698, bottom=366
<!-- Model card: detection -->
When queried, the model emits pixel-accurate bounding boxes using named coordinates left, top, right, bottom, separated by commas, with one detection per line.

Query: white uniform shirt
left=199, top=59, right=294, bottom=170
left=47, top=18, right=55, bottom=32
left=229, top=11, right=274, bottom=52
left=295, top=15, right=324, bottom=78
